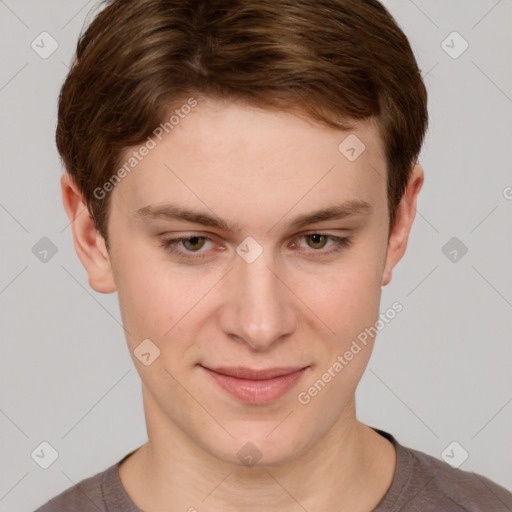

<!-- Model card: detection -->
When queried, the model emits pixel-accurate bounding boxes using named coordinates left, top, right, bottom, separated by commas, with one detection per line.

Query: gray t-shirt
left=34, top=428, right=512, bottom=511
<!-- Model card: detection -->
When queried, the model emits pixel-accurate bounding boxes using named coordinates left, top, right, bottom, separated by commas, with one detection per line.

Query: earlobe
left=61, top=173, right=117, bottom=293
left=381, top=163, right=424, bottom=287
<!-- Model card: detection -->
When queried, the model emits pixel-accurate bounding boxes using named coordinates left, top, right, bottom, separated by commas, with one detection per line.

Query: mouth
left=200, top=365, right=309, bottom=405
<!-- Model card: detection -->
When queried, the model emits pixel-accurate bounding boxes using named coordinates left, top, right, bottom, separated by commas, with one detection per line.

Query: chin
left=203, top=422, right=312, bottom=469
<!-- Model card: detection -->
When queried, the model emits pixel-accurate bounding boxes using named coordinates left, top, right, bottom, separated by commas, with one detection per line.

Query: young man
left=36, top=0, right=512, bottom=510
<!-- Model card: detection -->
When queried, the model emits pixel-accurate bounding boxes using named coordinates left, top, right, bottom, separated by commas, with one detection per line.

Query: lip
left=201, top=365, right=309, bottom=405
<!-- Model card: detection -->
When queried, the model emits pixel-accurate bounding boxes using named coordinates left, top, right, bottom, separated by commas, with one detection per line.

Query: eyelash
left=159, top=233, right=353, bottom=260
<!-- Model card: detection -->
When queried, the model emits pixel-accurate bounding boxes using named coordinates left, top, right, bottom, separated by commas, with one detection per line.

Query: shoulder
left=394, top=440, right=512, bottom=511
left=33, top=464, right=112, bottom=512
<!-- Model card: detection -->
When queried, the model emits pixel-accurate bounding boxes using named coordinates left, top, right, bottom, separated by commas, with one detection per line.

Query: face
left=71, top=98, right=421, bottom=467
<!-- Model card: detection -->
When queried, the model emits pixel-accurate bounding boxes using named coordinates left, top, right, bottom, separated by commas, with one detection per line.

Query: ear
left=61, top=173, right=117, bottom=293
left=381, top=163, right=424, bottom=286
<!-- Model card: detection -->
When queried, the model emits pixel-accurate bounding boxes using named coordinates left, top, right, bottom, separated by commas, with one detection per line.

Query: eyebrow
left=134, top=200, right=372, bottom=233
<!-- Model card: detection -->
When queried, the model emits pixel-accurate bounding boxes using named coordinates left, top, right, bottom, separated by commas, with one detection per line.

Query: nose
left=219, top=247, right=297, bottom=351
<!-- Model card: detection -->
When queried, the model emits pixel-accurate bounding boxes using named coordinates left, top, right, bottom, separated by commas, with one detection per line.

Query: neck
left=119, top=391, right=396, bottom=512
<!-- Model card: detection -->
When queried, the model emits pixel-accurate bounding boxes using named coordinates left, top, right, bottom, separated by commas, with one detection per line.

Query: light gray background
left=0, top=1, right=511, bottom=510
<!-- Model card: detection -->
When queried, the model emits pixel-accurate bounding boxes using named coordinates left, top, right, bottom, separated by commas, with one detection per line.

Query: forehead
left=160, top=99, right=384, bottom=173
left=113, top=99, right=387, bottom=224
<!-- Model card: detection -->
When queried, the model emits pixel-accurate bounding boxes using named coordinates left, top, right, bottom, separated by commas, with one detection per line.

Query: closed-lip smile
left=200, top=365, right=309, bottom=404
left=204, top=366, right=307, bottom=380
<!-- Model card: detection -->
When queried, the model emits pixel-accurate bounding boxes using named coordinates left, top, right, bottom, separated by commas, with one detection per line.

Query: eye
left=160, top=235, right=214, bottom=258
left=159, top=232, right=353, bottom=260
left=176, top=236, right=207, bottom=251
left=304, top=233, right=329, bottom=249
left=295, top=233, right=353, bottom=254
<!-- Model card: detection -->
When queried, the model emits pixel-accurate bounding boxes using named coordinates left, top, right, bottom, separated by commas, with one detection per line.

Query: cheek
left=112, top=245, right=219, bottom=351
left=111, top=242, right=176, bottom=344
left=297, top=265, right=381, bottom=410
left=298, top=244, right=384, bottom=342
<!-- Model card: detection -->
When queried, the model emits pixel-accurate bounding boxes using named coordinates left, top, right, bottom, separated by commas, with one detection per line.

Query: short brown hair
left=56, top=0, right=428, bottom=242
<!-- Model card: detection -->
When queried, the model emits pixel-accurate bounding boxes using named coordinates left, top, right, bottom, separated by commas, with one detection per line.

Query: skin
left=62, top=97, right=424, bottom=511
